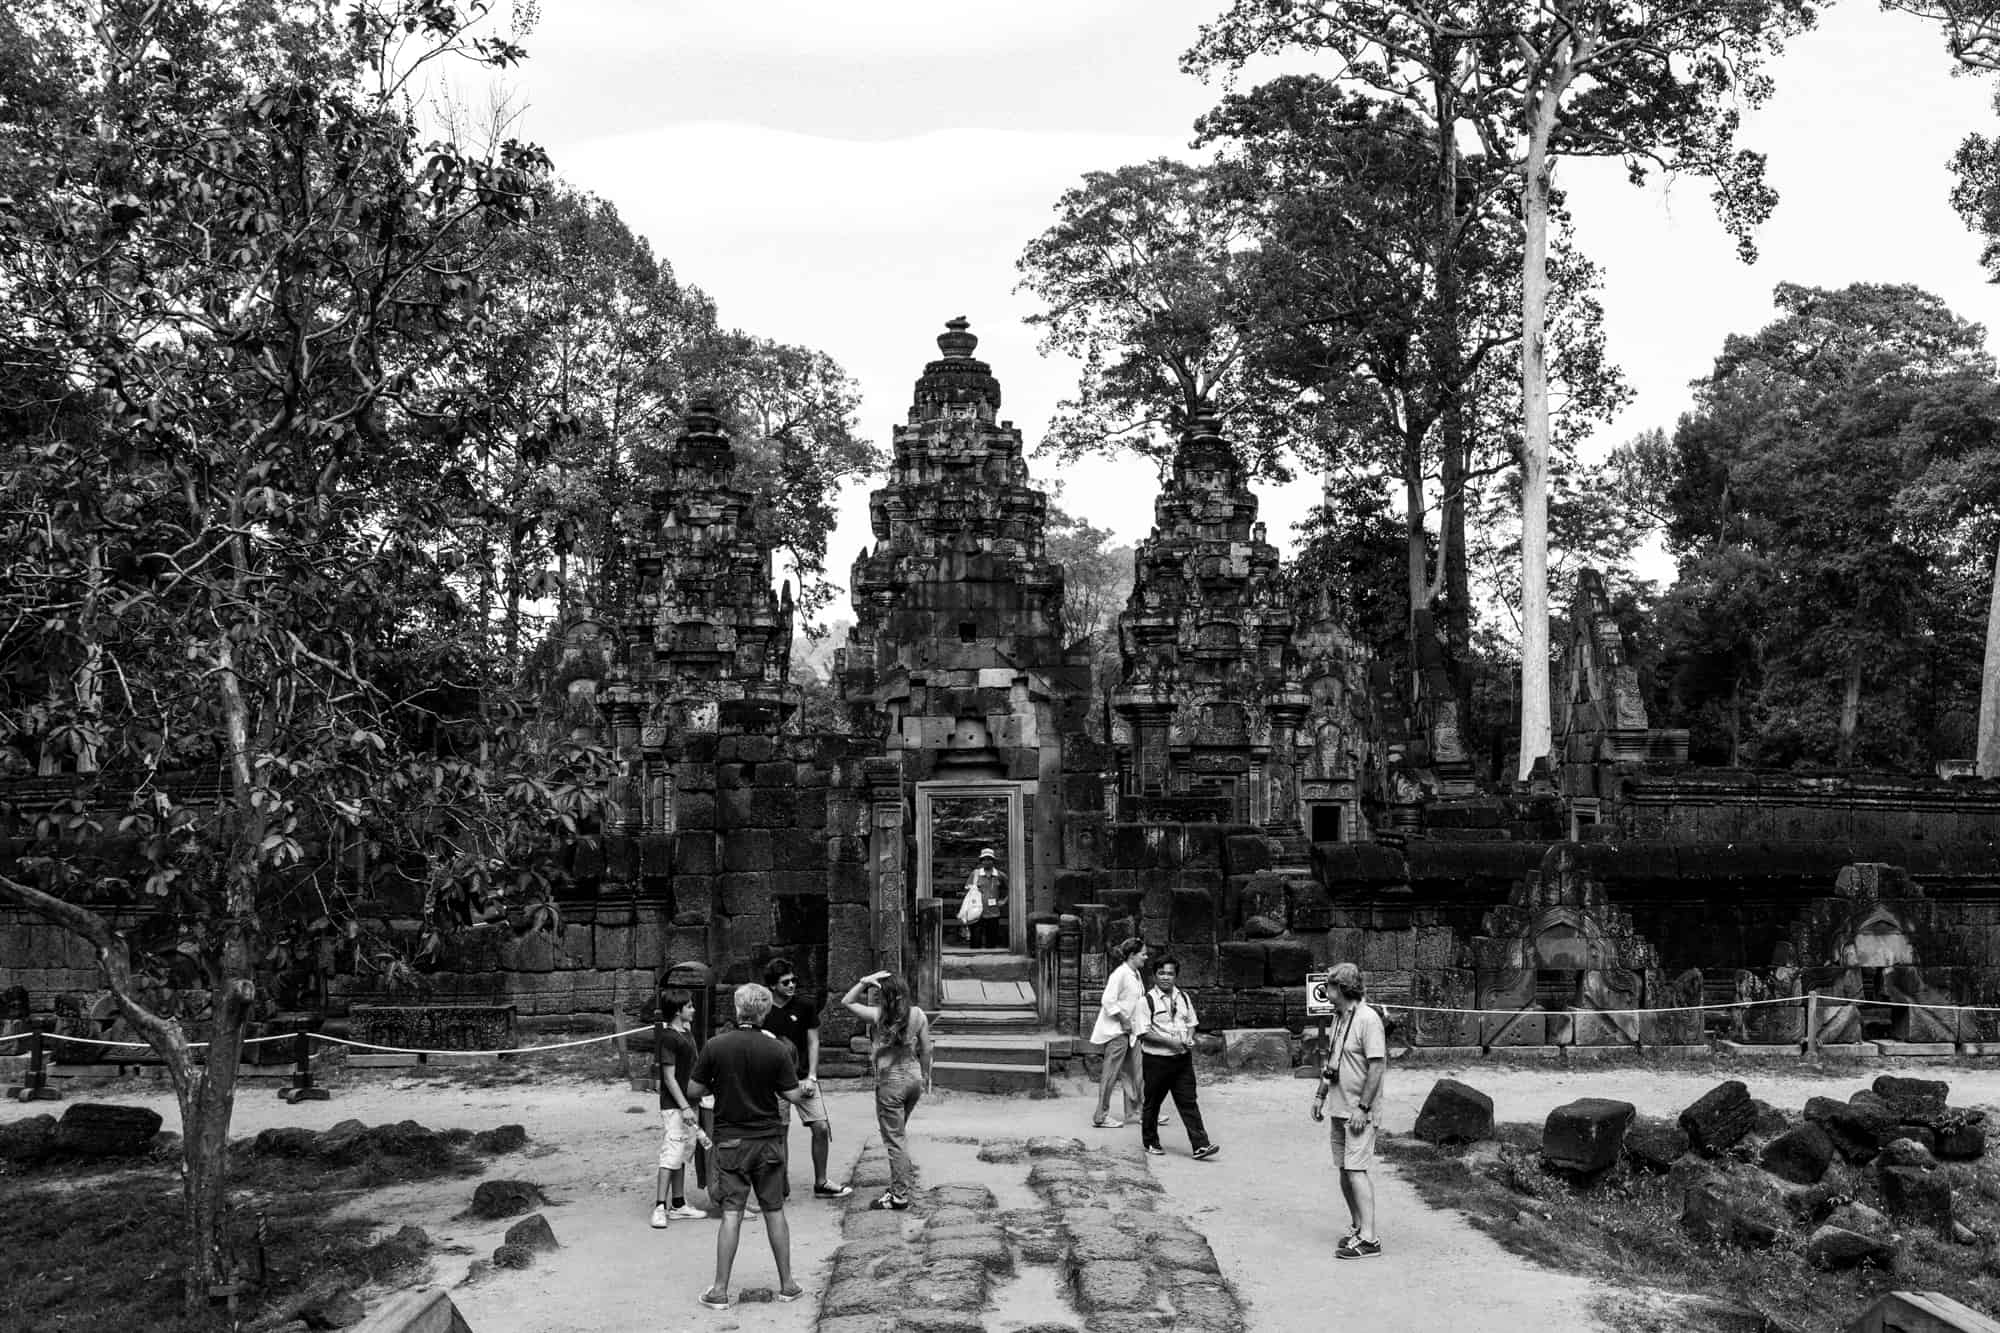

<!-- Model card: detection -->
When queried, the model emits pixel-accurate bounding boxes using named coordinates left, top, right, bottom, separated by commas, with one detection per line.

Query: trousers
left=875, top=1064, right=925, bottom=1198
left=1141, top=1050, right=1210, bottom=1150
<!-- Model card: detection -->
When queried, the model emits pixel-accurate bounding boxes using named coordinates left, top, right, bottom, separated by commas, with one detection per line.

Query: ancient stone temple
left=839, top=318, right=1091, bottom=950
left=1109, top=412, right=1311, bottom=831
left=595, top=396, right=797, bottom=833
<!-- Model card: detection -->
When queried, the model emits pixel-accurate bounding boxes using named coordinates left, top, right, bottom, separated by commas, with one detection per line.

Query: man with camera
left=1311, top=962, right=1385, bottom=1259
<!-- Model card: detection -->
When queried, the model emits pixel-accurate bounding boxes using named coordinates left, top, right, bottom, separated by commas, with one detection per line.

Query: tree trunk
left=1838, top=649, right=1863, bottom=768
left=1978, top=536, right=2000, bottom=776
left=1516, top=110, right=1555, bottom=781
left=1405, top=466, right=1428, bottom=696
left=1432, top=36, right=1473, bottom=674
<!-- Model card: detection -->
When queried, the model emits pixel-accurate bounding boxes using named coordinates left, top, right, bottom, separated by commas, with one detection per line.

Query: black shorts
left=712, top=1136, right=786, bottom=1212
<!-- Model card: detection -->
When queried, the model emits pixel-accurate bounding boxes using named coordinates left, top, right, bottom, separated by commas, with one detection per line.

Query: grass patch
left=0, top=1132, right=488, bottom=1332
left=1381, top=1123, right=2000, bottom=1333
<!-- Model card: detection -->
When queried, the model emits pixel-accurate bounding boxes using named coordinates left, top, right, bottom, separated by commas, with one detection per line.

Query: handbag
left=956, top=886, right=984, bottom=925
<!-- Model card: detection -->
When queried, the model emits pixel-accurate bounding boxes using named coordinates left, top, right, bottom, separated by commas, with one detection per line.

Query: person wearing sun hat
left=1310, top=961, right=1386, bottom=1259
left=963, top=846, right=1008, bottom=949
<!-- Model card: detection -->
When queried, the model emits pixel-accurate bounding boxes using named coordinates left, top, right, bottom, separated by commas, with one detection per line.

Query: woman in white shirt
left=1137, top=955, right=1218, bottom=1159
left=1089, top=937, right=1148, bottom=1128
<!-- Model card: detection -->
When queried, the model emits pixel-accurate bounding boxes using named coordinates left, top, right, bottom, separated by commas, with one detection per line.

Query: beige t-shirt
left=1326, top=1001, right=1386, bottom=1118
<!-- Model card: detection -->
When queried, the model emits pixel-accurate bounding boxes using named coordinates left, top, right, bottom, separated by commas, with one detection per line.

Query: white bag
left=956, top=887, right=984, bottom=926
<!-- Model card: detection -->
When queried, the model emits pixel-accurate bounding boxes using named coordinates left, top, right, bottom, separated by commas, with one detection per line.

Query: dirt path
left=12, top=1058, right=2000, bottom=1331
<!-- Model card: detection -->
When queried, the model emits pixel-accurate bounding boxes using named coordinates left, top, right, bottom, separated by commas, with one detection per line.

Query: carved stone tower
left=1111, top=412, right=1310, bottom=830
left=598, top=396, right=796, bottom=832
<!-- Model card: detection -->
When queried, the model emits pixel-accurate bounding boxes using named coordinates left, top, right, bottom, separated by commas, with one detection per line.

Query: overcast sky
left=497, top=1, right=2000, bottom=619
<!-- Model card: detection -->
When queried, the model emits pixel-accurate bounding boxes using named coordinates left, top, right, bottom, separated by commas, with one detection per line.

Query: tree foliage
left=1656, top=283, right=2000, bottom=768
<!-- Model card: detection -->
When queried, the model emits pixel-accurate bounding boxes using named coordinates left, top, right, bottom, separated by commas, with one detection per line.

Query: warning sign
left=1303, top=972, right=1337, bottom=1017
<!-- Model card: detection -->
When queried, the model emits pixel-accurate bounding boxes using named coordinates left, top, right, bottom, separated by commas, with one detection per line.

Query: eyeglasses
left=777, top=978, right=797, bottom=987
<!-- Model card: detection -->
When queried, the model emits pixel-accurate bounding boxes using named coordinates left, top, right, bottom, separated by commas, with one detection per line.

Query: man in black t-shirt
left=689, top=983, right=808, bottom=1310
left=760, top=957, right=850, bottom=1200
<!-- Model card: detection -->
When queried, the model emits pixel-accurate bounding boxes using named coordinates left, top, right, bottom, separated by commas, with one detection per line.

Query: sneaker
left=1092, top=1117, right=1124, bottom=1129
left=1335, top=1236, right=1382, bottom=1259
left=866, top=1191, right=910, bottom=1211
left=650, top=1203, right=669, bottom=1229
left=1192, top=1143, right=1220, bottom=1161
left=776, top=1284, right=806, bottom=1303
left=814, top=1182, right=853, bottom=1200
left=698, top=1289, right=732, bottom=1309
left=668, top=1204, right=708, bottom=1220
left=1144, top=1144, right=1165, bottom=1156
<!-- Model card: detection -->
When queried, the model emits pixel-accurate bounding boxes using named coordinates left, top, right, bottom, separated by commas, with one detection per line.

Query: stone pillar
left=914, top=898, right=944, bottom=1013
left=1034, top=922, right=1060, bottom=1028
left=600, top=685, right=646, bottom=835
left=1264, top=694, right=1310, bottom=834
left=1058, top=913, right=1082, bottom=1036
left=864, top=757, right=907, bottom=977
left=1119, top=701, right=1174, bottom=797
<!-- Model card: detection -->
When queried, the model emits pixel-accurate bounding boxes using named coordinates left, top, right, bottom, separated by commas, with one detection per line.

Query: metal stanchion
left=14, top=1024, right=61, bottom=1102
left=279, top=1023, right=329, bottom=1103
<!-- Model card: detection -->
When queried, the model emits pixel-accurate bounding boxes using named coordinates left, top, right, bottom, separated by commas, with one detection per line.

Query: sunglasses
left=776, top=977, right=797, bottom=987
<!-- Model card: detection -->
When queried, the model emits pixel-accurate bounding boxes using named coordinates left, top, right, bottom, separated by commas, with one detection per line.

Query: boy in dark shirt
left=759, top=957, right=849, bottom=1199
left=650, top=987, right=710, bottom=1227
left=690, top=982, right=808, bottom=1310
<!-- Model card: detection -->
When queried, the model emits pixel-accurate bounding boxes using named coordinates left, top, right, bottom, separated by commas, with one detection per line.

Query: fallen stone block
left=348, top=1288, right=475, bottom=1333
left=1678, top=1080, right=1755, bottom=1154
left=1542, top=1097, right=1636, bottom=1176
left=1877, top=1137, right=1938, bottom=1171
left=502, top=1214, right=557, bottom=1253
left=1878, top=1166, right=1954, bottom=1233
left=1872, top=1074, right=1949, bottom=1116
left=53, top=1102, right=161, bottom=1157
left=1219, top=1029, right=1292, bottom=1073
left=1804, top=1095, right=1896, bottom=1165
left=0, top=1113, right=55, bottom=1163
left=1073, top=1260, right=1154, bottom=1313
left=1624, top=1120, right=1689, bottom=1174
left=1680, top=1183, right=1779, bottom=1249
left=472, top=1124, right=527, bottom=1155
left=1934, top=1109, right=1988, bottom=1160
left=1804, top=1223, right=1896, bottom=1271
left=1413, top=1078, right=1493, bottom=1145
left=1759, top=1124, right=1834, bottom=1186
left=467, top=1180, right=545, bottom=1220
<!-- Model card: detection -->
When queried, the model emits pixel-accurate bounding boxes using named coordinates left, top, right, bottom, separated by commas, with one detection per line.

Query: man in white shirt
left=1089, top=937, right=1148, bottom=1128
left=1311, top=961, right=1386, bottom=1258
left=1136, top=956, right=1217, bottom=1160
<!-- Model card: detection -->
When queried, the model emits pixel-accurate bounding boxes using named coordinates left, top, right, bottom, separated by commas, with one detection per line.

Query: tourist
left=1089, top=937, right=1149, bottom=1128
left=839, top=968, right=933, bottom=1210
left=650, top=986, right=712, bottom=1227
left=760, top=957, right=851, bottom=1201
left=963, top=847, right=1008, bottom=948
left=1311, top=961, right=1386, bottom=1259
left=1136, top=956, right=1217, bottom=1160
left=689, top=983, right=809, bottom=1309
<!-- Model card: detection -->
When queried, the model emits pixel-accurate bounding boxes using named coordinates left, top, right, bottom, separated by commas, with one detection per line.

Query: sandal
left=777, top=1284, right=806, bottom=1303
left=698, top=1288, right=732, bottom=1309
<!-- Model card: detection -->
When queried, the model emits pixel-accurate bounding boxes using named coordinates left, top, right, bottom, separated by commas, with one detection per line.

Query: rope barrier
left=1370, top=994, right=2000, bottom=1018
left=309, top=1026, right=651, bottom=1059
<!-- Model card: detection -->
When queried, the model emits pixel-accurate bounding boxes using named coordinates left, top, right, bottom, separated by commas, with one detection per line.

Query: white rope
left=1369, top=993, right=2000, bottom=1019
left=310, top=1026, right=651, bottom=1058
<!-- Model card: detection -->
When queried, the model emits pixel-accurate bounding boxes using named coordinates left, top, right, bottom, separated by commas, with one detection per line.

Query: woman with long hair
left=840, top=969, right=932, bottom=1211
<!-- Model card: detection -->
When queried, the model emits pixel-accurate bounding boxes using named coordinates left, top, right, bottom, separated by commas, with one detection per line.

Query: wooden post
left=19, top=1024, right=60, bottom=1101
left=279, top=1023, right=329, bottom=1103
left=1806, top=992, right=1820, bottom=1060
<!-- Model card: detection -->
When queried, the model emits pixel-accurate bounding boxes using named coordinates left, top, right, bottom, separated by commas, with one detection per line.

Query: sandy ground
left=10, top=1057, right=2000, bottom=1333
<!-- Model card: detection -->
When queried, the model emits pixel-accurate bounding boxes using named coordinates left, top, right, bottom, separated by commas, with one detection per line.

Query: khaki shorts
left=1331, top=1115, right=1376, bottom=1170
left=782, top=1080, right=830, bottom=1127
left=657, top=1109, right=696, bottom=1170
left=712, top=1136, right=786, bottom=1212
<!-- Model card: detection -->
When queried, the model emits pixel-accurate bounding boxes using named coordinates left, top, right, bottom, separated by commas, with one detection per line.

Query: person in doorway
left=964, top=847, right=1008, bottom=949
left=1090, top=937, right=1149, bottom=1128
left=760, top=958, right=851, bottom=1201
left=650, top=987, right=712, bottom=1227
left=1311, top=961, right=1386, bottom=1259
left=689, top=983, right=809, bottom=1309
left=1137, top=956, right=1217, bottom=1160
left=840, top=969, right=934, bottom=1210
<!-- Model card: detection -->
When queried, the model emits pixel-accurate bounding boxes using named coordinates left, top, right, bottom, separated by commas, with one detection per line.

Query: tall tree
left=1189, top=0, right=1820, bottom=778
left=1660, top=283, right=2000, bottom=768
left=1015, top=159, right=1294, bottom=478
left=0, top=0, right=603, bottom=1309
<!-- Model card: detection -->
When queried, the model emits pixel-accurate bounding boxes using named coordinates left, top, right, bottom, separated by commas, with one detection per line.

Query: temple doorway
left=916, top=780, right=1031, bottom=953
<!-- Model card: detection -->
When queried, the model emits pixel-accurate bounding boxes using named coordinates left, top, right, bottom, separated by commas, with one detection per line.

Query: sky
left=494, top=0, right=2000, bottom=619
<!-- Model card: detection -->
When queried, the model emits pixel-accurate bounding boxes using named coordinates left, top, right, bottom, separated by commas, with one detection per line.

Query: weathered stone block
left=1413, top=1079, right=1493, bottom=1145
left=1804, top=1095, right=1897, bottom=1164
left=1265, top=940, right=1313, bottom=987
left=1760, top=1124, right=1835, bottom=1186
left=1873, top=1074, right=1948, bottom=1117
left=1224, top=834, right=1271, bottom=875
left=1542, top=1098, right=1635, bottom=1175
left=1218, top=941, right=1267, bottom=989
left=719, top=873, right=770, bottom=918
left=672, top=835, right=717, bottom=876
left=1679, top=1080, right=1756, bottom=1154
left=676, top=794, right=716, bottom=831
left=593, top=925, right=634, bottom=971
left=1624, top=1120, right=1689, bottom=1173
left=558, top=924, right=592, bottom=970
left=721, top=829, right=773, bottom=873
left=1680, top=1182, right=1779, bottom=1249
left=1220, top=1029, right=1292, bottom=1072
left=1805, top=1224, right=1897, bottom=1271
left=1878, top=1166, right=1954, bottom=1233
left=1234, top=987, right=1287, bottom=1030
